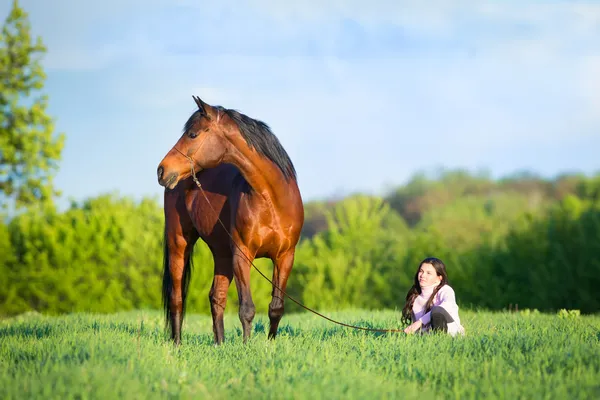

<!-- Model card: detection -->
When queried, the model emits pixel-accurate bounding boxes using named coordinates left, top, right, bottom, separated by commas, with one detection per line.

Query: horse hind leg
left=268, top=250, right=295, bottom=339
left=209, top=254, right=233, bottom=345
left=232, top=246, right=256, bottom=343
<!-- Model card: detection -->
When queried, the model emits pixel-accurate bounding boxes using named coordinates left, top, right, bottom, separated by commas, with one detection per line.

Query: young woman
left=402, top=257, right=465, bottom=336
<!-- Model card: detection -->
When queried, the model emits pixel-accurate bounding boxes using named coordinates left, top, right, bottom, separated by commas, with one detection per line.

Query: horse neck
left=224, top=135, right=296, bottom=203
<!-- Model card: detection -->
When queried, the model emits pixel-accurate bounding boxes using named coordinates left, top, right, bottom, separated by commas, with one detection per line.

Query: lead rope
left=185, top=159, right=406, bottom=334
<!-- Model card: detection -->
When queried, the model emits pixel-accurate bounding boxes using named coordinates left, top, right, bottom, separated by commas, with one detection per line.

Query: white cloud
left=10, top=0, right=600, bottom=73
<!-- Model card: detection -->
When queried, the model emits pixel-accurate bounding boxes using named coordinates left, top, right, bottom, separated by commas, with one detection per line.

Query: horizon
left=2, top=0, right=599, bottom=210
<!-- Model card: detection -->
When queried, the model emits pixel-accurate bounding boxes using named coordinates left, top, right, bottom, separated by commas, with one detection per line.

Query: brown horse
left=156, top=96, right=304, bottom=345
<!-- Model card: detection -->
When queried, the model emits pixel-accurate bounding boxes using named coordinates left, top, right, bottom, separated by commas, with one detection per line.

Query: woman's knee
left=430, top=306, right=454, bottom=333
left=431, top=306, right=454, bottom=322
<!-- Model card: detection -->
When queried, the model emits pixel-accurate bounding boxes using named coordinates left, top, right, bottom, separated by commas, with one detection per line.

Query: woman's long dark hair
left=401, top=257, right=449, bottom=325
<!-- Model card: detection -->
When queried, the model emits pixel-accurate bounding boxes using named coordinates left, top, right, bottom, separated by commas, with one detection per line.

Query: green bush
left=2, top=173, right=599, bottom=317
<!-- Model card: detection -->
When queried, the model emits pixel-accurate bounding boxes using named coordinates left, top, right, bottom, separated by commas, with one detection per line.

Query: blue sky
left=3, top=0, right=600, bottom=208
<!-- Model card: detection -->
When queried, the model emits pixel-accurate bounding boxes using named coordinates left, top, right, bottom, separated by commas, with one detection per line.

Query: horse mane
left=183, top=106, right=297, bottom=181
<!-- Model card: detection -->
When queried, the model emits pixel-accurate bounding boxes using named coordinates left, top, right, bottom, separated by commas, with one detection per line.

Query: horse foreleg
left=232, top=246, right=256, bottom=343
left=209, top=255, right=233, bottom=345
left=164, top=235, right=195, bottom=346
left=268, top=250, right=295, bottom=339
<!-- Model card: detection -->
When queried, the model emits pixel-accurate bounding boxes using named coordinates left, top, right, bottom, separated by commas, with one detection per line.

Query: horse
left=156, top=96, right=304, bottom=346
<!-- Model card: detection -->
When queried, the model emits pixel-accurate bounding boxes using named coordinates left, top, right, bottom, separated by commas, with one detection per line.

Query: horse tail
left=162, top=227, right=194, bottom=332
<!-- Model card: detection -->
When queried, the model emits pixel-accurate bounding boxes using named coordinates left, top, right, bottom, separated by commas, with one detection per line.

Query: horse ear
left=192, top=95, right=208, bottom=115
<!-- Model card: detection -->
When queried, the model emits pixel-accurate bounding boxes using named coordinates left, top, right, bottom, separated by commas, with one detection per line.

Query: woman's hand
left=404, top=320, right=423, bottom=334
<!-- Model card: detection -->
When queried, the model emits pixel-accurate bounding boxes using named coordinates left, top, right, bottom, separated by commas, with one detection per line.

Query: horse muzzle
left=157, top=167, right=179, bottom=189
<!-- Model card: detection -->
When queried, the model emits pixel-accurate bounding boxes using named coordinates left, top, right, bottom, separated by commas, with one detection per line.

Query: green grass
left=1, top=309, right=599, bottom=399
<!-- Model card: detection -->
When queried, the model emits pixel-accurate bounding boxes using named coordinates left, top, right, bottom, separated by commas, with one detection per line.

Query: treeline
left=1, top=169, right=599, bottom=317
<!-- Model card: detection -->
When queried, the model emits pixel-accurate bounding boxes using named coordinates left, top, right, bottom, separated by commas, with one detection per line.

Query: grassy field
left=1, top=308, right=599, bottom=399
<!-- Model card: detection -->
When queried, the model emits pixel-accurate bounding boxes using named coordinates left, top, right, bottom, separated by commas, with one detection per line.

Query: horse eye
left=189, top=132, right=198, bottom=139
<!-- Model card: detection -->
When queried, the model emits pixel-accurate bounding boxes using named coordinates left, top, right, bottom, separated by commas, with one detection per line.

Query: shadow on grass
left=0, top=323, right=55, bottom=339
left=173, top=320, right=397, bottom=347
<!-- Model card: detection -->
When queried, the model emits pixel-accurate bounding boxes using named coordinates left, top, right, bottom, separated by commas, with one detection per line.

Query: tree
left=0, top=0, right=65, bottom=210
